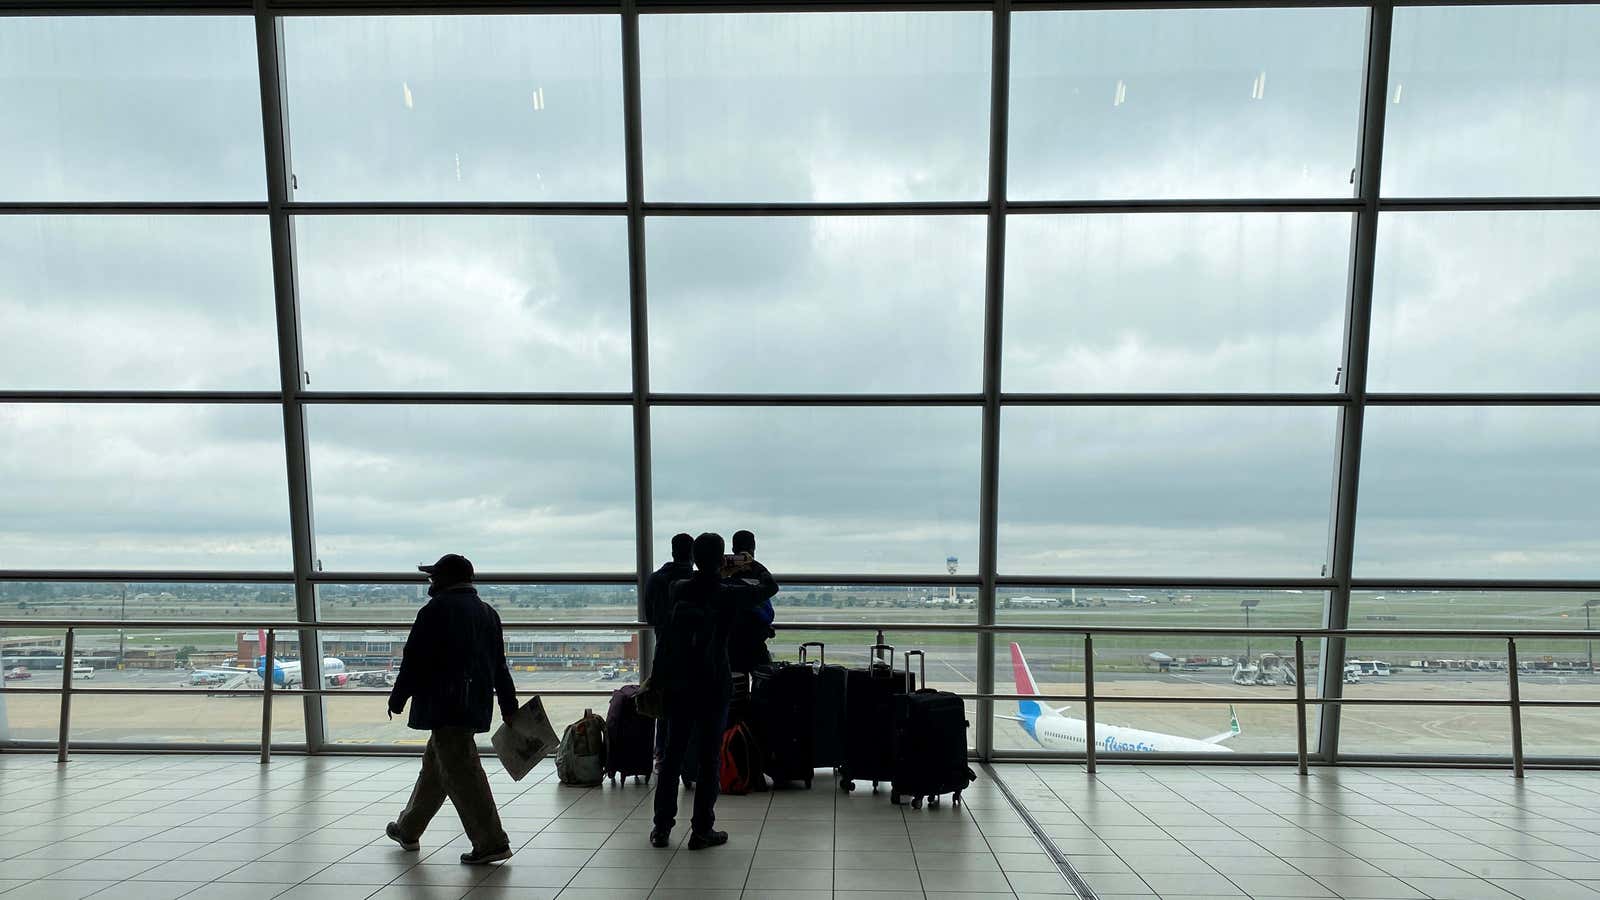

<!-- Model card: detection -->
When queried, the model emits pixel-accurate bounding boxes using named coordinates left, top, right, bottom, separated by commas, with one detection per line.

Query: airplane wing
left=1203, top=705, right=1242, bottom=744
left=994, top=714, right=1027, bottom=723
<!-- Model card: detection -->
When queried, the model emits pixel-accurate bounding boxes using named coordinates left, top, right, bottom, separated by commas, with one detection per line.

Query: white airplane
left=998, top=642, right=1240, bottom=754
left=192, top=656, right=390, bottom=688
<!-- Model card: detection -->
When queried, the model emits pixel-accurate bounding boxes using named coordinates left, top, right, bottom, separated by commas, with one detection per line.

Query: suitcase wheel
left=953, top=791, right=962, bottom=807
left=929, top=795, right=941, bottom=808
left=912, top=796, right=924, bottom=810
left=841, top=779, right=855, bottom=793
left=890, top=792, right=903, bottom=806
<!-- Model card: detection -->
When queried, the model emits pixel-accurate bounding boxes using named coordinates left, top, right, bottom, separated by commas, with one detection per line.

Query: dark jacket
left=644, top=559, right=693, bottom=634
left=661, top=565, right=779, bottom=701
left=388, top=585, right=518, bottom=733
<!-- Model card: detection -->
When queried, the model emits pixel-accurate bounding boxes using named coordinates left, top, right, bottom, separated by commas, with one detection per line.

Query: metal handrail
left=4, top=617, right=1600, bottom=640
left=5, top=620, right=1592, bottom=775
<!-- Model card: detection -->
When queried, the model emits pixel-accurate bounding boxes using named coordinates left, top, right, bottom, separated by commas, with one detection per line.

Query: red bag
left=719, top=721, right=760, bottom=795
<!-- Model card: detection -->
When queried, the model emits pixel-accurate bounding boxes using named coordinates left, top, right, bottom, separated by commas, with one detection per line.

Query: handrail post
left=1507, top=636, right=1523, bottom=779
left=57, top=627, right=75, bottom=763
left=1083, top=633, right=1096, bottom=775
left=1295, top=636, right=1309, bottom=776
left=260, top=629, right=275, bottom=765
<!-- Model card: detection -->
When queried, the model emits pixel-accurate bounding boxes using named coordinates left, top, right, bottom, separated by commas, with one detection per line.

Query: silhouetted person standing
left=646, top=532, right=694, bottom=763
left=386, top=553, right=518, bottom=864
left=726, top=529, right=775, bottom=674
left=652, top=532, right=778, bottom=850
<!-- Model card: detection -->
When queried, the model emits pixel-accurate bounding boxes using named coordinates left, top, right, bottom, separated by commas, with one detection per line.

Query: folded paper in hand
left=491, top=696, right=560, bottom=781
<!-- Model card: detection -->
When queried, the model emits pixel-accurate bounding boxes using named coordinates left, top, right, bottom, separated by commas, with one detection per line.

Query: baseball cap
left=418, top=553, right=474, bottom=583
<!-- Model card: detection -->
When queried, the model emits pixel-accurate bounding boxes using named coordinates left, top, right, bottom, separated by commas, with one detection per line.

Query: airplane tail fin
left=1204, top=705, right=1243, bottom=744
left=1009, top=642, right=1055, bottom=721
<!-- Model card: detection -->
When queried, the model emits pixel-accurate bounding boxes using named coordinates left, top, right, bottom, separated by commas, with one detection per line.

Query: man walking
left=652, top=532, right=778, bottom=850
left=385, top=553, right=519, bottom=864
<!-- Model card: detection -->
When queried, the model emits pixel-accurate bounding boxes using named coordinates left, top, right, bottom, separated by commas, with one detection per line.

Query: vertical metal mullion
left=622, top=0, right=654, bottom=672
left=1507, top=637, right=1524, bottom=778
left=975, top=0, right=1011, bottom=763
left=260, top=629, right=275, bottom=764
left=1321, top=1, right=1393, bottom=765
left=57, top=627, right=75, bottom=763
left=254, top=5, right=324, bottom=752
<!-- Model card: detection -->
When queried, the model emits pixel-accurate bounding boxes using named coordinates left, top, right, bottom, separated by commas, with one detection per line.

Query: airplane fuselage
left=1029, top=713, right=1233, bottom=754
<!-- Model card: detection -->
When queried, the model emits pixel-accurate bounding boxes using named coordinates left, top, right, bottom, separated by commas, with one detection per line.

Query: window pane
left=0, top=581, right=293, bottom=624
left=1384, top=5, right=1600, bottom=197
left=0, top=216, right=279, bottom=390
left=0, top=16, right=264, bottom=201
left=73, top=693, right=260, bottom=745
left=0, top=404, right=292, bottom=570
left=647, top=216, right=985, bottom=392
left=282, top=15, right=624, bottom=201
left=1355, top=407, right=1600, bottom=579
left=0, top=691, right=57, bottom=745
left=1338, top=704, right=1508, bottom=758
left=1003, top=213, right=1351, bottom=392
left=1008, top=8, right=1366, bottom=200
left=652, top=407, right=980, bottom=574
left=999, top=407, right=1337, bottom=576
left=296, top=216, right=631, bottom=391
left=1369, top=211, right=1600, bottom=392
left=318, top=582, right=637, bottom=623
left=641, top=13, right=990, bottom=202
left=306, top=405, right=635, bottom=572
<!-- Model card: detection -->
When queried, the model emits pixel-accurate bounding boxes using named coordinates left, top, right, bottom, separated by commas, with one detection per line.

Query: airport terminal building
left=4, top=1, right=1600, bottom=898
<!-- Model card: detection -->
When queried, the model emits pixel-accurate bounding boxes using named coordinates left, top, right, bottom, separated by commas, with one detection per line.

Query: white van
left=71, top=666, right=95, bottom=680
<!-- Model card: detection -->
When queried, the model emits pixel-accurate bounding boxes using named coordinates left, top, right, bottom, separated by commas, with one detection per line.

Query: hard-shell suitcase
left=800, top=642, right=848, bottom=770
left=604, top=684, right=655, bottom=784
left=890, top=651, right=975, bottom=808
left=750, top=662, right=817, bottom=788
left=840, top=643, right=914, bottom=793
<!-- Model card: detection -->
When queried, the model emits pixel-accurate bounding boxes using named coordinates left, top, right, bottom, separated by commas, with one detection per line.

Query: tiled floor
left=1003, top=763, right=1600, bottom=900
left=5, top=755, right=1600, bottom=900
left=0, top=753, right=1068, bottom=900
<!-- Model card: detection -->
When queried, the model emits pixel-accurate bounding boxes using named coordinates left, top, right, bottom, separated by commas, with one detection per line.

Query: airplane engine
left=330, top=674, right=348, bottom=687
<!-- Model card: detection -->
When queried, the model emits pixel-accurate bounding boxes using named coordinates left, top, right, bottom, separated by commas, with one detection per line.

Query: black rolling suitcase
left=751, top=662, right=817, bottom=788
left=840, top=643, right=914, bottom=793
left=800, top=642, right=848, bottom=770
left=890, top=651, right=976, bottom=809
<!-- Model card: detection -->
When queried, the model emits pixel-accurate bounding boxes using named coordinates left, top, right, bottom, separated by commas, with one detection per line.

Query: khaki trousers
left=395, top=728, right=509, bottom=852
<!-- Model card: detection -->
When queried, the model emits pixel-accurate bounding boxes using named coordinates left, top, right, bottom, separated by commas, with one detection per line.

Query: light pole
left=1240, top=599, right=1259, bottom=663
left=1585, top=599, right=1599, bottom=675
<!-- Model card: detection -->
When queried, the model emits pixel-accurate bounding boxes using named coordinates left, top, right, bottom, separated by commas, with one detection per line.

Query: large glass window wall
left=3, top=1, right=1597, bottom=765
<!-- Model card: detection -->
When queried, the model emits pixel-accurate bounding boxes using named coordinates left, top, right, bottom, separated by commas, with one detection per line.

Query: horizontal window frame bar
left=995, top=574, right=1335, bottom=589
left=1000, top=393, right=1346, bottom=405
left=1380, top=196, right=1600, bottom=211
left=9, top=616, right=1600, bottom=640
left=0, top=202, right=267, bottom=214
left=1350, top=578, right=1600, bottom=592
left=309, top=570, right=636, bottom=584
left=0, top=571, right=296, bottom=583
left=1007, top=198, right=1364, bottom=213
left=12, top=391, right=1600, bottom=405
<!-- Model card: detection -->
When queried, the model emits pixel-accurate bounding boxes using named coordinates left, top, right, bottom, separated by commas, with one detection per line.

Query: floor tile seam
left=892, top=783, right=928, bottom=899
left=984, top=764, right=1096, bottom=900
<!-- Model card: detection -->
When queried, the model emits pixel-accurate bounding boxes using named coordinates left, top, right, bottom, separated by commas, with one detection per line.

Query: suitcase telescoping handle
left=904, top=649, right=927, bottom=691
left=798, top=641, right=825, bottom=665
left=869, top=643, right=895, bottom=674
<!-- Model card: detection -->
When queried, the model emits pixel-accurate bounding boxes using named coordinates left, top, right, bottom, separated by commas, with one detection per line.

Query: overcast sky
left=1, top=7, right=1597, bottom=579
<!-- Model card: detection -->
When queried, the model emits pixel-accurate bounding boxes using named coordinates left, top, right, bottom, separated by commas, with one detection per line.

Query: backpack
left=719, top=721, right=760, bottom=795
left=555, top=710, right=606, bottom=786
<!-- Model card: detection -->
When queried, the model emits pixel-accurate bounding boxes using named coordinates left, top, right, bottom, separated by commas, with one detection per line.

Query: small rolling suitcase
left=750, top=662, right=817, bottom=788
left=890, top=651, right=975, bottom=808
left=840, top=643, right=914, bottom=793
left=604, top=684, right=654, bottom=784
left=800, top=642, right=848, bottom=770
